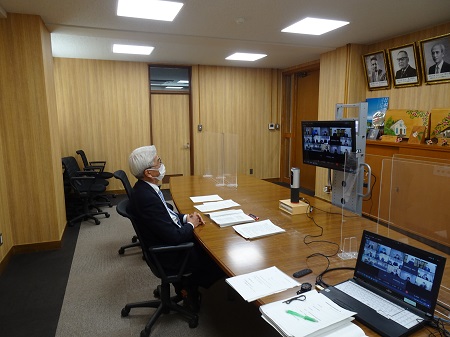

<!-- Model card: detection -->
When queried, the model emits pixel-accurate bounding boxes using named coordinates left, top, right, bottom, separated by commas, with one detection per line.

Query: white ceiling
left=1, top=0, right=450, bottom=69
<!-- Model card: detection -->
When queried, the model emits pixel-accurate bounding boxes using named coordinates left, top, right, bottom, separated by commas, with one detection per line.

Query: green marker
left=286, top=310, right=318, bottom=322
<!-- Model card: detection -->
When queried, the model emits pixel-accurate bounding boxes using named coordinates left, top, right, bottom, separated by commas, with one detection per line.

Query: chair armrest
left=89, top=161, right=106, bottom=172
left=147, top=242, right=195, bottom=283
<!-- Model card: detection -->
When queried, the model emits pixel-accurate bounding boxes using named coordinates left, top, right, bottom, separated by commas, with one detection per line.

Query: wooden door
left=292, top=70, right=320, bottom=193
left=280, top=68, right=319, bottom=194
left=151, top=94, right=191, bottom=188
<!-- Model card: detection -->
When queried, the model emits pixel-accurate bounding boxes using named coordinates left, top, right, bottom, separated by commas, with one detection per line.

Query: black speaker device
left=290, top=167, right=300, bottom=203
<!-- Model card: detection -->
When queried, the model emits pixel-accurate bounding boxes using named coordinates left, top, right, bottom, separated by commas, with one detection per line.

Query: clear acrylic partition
left=378, top=155, right=450, bottom=316
left=336, top=151, right=367, bottom=260
left=201, top=131, right=238, bottom=187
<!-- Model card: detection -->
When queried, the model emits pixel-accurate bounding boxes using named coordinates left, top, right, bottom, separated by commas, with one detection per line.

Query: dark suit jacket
left=395, top=65, right=417, bottom=79
left=130, top=179, right=194, bottom=271
left=129, top=179, right=224, bottom=288
left=429, top=61, right=450, bottom=74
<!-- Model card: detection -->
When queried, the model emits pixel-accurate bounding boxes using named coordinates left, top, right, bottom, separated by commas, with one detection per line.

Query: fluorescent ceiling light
left=177, top=80, right=189, bottom=84
left=282, top=17, right=349, bottom=35
left=117, top=0, right=183, bottom=22
left=226, top=53, right=267, bottom=62
left=113, top=44, right=154, bottom=55
left=166, top=86, right=183, bottom=89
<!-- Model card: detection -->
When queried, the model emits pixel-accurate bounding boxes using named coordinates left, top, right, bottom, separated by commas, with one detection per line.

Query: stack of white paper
left=208, top=209, right=255, bottom=227
left=260, top=290, right=367, bottom=337
left=190, top=194, right=223, bottom=203
left=225, top=266, right=300, bottom=302
left=233, top=220, right=285, bottom=239
left=194, top=199, right=240, bottom=212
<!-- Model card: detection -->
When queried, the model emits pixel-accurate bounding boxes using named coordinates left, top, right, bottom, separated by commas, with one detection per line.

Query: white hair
left=128, top=145, right=157, bottom=178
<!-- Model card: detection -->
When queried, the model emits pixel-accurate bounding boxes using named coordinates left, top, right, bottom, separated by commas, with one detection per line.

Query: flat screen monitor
left=301, top=120, right=357, bottom=172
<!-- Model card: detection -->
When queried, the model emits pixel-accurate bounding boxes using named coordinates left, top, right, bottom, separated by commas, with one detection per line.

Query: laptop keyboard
left=335, top=281, right=422, bottom=329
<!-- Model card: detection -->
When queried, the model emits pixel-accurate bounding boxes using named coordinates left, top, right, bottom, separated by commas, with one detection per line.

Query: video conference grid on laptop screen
left=356, top=232, right=444, bottom=312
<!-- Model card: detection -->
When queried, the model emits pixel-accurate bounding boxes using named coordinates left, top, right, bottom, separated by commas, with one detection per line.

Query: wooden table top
left=170, top=175, right=450, bottom=337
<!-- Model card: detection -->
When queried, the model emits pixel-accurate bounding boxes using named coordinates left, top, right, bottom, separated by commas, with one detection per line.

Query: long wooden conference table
left=170, top=175, right=450, bottom=337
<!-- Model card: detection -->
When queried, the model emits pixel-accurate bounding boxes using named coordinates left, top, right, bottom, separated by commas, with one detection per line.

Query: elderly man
left=429, top=43, right=450, bottom=74
left=395, top=50, right=417, bottom=79
left=128, top=145, right=224, bottom=312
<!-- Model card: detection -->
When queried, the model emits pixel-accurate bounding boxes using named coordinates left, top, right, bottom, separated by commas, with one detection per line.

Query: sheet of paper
left=208, top=209, right=255, bottom=227
left=233, top=219, right=285, bottom=239
left=225, top=266, right=300, bottom=302
left=194, top=199, right=240, bottom=212
left=260, top=291, right=359, bottom=337
left=190, top=194, right=223, bottom=203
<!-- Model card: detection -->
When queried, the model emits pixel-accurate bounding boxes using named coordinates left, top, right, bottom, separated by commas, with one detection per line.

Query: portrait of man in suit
left=369, top=56, right=387, bottom=82
left=428, top=43, right=450, bottom=74
left=395, top=50, right=417, bottom=79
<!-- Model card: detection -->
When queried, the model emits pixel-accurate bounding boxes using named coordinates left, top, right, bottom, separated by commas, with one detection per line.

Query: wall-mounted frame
left=362, top=50, right=390, bottom=90
left=388, top=43, right=420, bottom=88
left=419, top=33, right=450, bottom=85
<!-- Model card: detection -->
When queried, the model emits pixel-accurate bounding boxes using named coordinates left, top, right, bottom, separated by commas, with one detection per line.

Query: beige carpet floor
left=55, top=204, right=280, bottom=337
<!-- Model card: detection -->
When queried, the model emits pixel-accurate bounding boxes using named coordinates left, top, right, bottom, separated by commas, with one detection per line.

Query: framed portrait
left=362, top=50, right=390, bottom=90
left=367, top=128, right=380, bottom=140
left=419, top=33, right=450, bottom=85
left=388, top=43, right=420, bottom=88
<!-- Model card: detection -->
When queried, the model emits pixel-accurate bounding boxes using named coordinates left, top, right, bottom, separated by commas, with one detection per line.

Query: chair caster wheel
left=140, top=328, right=150, bottom=337
left=189, top=316, right=199, bottom=328
left=118, top=248, right=125, bottom=255
left=132, top=236, right=138, bottom=243
left=95, top=220, right=100, bottom=225
left=153, top=287, right=160, bottom=298
left=121, top=307, right=130, bottom=317
left=105, top=213, right=110, bottom=218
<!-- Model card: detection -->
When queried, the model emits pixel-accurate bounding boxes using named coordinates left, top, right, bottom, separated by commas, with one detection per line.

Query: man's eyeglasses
left=145, top=157, right=162, bottom=172
left=397, top=57, right=408, bottom=61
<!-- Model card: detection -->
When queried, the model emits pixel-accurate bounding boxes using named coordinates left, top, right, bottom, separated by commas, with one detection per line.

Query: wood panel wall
left=191, top=66, right=281, bottom=179
left=0, top=14, right=66, bottom=266
left=53, top=58, right=151, bottom=190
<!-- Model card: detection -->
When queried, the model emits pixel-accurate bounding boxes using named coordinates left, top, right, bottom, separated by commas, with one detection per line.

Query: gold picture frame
left=419, top=33, right=450, bottom=85
left=362, top=50, right=390, bottom=90
left=388, top=43, right=421, bottom=88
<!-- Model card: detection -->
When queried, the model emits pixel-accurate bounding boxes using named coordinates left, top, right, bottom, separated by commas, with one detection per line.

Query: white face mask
left=150, top=163, right=166, bottom=181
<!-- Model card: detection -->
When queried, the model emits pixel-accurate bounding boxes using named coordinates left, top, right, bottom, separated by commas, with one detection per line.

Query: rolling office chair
left=113, top=170, right=140, bottom=254
left=116, top=199, right=199, bottom=337
left=62, top=156, right=110, bottom=226
left=76, top=149, right=115, bottom=205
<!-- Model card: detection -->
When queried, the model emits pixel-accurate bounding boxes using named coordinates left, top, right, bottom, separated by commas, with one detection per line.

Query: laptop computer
left=321, top=230, right=446, bottom=337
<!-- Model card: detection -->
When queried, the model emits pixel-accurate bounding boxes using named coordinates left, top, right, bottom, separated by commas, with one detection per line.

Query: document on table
left=225, top=266, right=300, bottom=302
left=194, top=199, right=240, bottom=212
left=260, top=290, right=365, bottom=337
left=208, top=209, right=255, bottom=227
left=190, top=194, right=223, bottom=203
left=233, top=220, right=285, bottom=239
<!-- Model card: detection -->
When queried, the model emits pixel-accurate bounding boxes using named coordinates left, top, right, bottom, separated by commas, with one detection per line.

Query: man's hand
left=187, top=212, right=205, bottom=227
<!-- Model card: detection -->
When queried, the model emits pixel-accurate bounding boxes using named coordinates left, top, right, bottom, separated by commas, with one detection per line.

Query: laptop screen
left=355, top=231, right=446, bottom=315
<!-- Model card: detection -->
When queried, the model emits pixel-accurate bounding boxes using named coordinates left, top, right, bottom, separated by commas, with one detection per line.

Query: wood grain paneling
left=0, top=14, right=66, bottom=251
left=191, top=65, right=280, bottom=179
left=54, top=58, right=151, bottom=190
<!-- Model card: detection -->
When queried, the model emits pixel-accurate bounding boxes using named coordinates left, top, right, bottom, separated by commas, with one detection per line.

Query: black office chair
left=113, top=169, right=140, bottom=254
left=62, top=156, right=110, bottom=226
left=116, top=199, right=199, bottom=337
left=76, top=150, right=116, bottom=205
left=76, top=149, right=113, bottom=179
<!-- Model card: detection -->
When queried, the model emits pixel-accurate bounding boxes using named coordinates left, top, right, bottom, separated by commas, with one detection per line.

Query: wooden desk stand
left=279, top=199, right=309, bottom=215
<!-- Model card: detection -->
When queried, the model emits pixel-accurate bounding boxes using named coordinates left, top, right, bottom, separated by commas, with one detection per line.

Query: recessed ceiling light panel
left=113, top=44, right=154, bottom=55
left=282, top=17, right=349, bottom=35
left=226, top=53, right=267, bottom=62
left=117, top=0, right=183, bottom=22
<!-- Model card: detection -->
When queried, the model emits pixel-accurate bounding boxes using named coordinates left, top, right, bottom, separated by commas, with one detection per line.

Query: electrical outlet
left=268, top=123, right=275, bottom=130
left=0, top=233, right=3, bottom=246
left=249, top=168, right=253, bottom=174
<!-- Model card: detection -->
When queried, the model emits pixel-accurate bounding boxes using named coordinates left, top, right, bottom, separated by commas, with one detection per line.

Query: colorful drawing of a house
left=438, top=126, right=450, bottom=138
left=390, top=119, right=407, bottom=136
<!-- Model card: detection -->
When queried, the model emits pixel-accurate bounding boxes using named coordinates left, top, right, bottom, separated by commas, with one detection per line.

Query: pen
left=285, top=310, right=318, bottom=322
